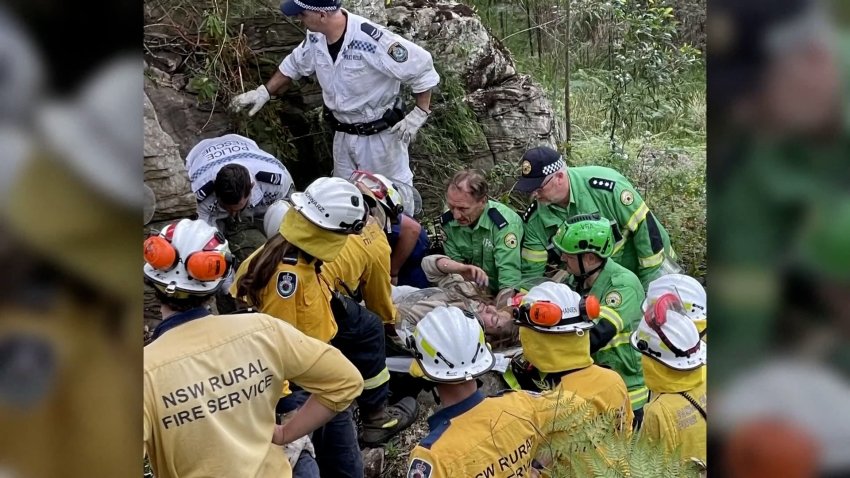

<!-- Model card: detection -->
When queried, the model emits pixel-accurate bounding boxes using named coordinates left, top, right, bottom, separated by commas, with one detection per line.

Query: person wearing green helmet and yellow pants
left=552, top=213, right=648, bottom=428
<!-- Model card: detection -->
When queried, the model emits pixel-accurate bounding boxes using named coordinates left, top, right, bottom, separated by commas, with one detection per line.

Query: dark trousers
left=633, top=407, right=644, bottom=431
left=292, top=451, right=320, bottom=478
left=329, top=292, right=388, bottom=413
left=278, top=390, right=364, bottom=478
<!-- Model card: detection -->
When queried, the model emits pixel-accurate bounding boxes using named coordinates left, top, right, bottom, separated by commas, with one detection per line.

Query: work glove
left=390, top=106, right=429, bottom=143
left=283, top=434, right=316, bottom=467
left=230, top=85, right=270, bottom=116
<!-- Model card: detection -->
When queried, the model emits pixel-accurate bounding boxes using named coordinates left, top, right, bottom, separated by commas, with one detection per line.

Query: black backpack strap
left=678, top=391, right=706, bottom=420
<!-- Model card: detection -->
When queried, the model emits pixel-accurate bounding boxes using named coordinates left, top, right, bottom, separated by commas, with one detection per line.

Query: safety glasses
left=644, top=293, right=701, bottom=357
left=350, top=170, right=389, bottom=200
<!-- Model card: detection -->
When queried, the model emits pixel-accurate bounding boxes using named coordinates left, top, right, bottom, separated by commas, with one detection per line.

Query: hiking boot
left=360, top=396, right=419, bottom=446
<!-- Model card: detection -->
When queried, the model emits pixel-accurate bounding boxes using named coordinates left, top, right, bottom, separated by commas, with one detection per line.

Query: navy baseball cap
left=515, top=146, right=566, bottom=193
left=281, top=0, right=342, bottom=16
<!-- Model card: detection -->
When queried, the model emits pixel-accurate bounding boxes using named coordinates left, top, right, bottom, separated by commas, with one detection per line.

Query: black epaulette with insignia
left=282, top=249, right=299, bottom=265
left=195, top=181, right=215, bottom=202
left=588, top=177, right=616, bottom=191
left=360, top=22, right=383, bottom=41
left=487, top=207, right=508, bottom=230
left=521, top=200, right=539, bottom=223
left=255, top=171, right=282, bottom=185
left=440, top=210, right=454, bottom=226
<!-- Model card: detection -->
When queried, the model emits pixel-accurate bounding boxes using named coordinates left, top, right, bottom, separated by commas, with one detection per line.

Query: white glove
left=282, top=434, right=315, bottom=467
left=390, top=106, right=429, bottom=143
left=230, top=85, right=270, bottom=116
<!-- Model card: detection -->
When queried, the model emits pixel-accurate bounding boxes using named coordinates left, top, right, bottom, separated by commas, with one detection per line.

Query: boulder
left=143, top=89, right=196, bottom=221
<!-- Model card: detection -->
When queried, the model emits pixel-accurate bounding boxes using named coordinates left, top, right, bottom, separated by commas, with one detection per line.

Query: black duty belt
left=323, top=103, right=404, bottom=136
left=330, top=117, right=391, bottom=136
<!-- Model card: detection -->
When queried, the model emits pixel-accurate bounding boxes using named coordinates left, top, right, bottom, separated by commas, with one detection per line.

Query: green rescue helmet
left=552, top=214, right=614, bottom=258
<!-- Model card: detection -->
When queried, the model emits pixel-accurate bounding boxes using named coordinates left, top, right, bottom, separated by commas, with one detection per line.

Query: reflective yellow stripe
left=363, top=367, right=390, bottom=390
left=421, top=337, right=437, bottom=358
left=612, top=235, right=628, bottom=255
left=521, top=248, right=548, bottom=262
left=625, top=202, right=649, bottom=232
left=598, top=306, right=624, bottom=332
left=502, top=367, right=522, bottom=391
left=639, top=250, right=664, bottom=268
left=598, top=331, right=631, bottom=352
left=629, top=387, right=649, bottom=407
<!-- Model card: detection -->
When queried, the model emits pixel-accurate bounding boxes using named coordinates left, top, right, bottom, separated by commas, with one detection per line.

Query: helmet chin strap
left=573, top=253, right=606, bottom=293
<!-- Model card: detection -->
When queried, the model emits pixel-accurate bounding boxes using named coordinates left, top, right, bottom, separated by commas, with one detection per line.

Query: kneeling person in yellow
left=516, top=282, right=634, bottom=433
left=143, top=218, right=363, bottom=478
left=406, top=306, right=585, bottom=477
left=263, top=193, right=418, bottom=447
left=552, top=215, right=648, bottom=422
left=441, top=170, right=524, bottom=297
left=631, top=293, right=707, bottom=467
left=230, top=177, right=372, bottom=476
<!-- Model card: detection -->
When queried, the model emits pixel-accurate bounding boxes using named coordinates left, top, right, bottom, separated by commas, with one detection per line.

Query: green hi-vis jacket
left=576, top=259, right=648, bottom=410
left=441, top=199, right=524, bottom=294
left=520, top=165, right=674, bottom=287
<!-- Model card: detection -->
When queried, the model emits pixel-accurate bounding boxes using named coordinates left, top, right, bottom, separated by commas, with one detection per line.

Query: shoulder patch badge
left=504, top=232, right=518, bottom=249
left=605, top=291, right=622, bottom=308
left=388, top=42, right=408, bottom=63
left=588, top=177, right=616, bottom=192
left=277, top=271, right=298, bottom=299
left=620, top=189, right=634, bottom=206
left=407, top=458, right=433, bottom=478
left=521, top=159, right=532, bottom=175
left=360, top=22, right=383, bottom=41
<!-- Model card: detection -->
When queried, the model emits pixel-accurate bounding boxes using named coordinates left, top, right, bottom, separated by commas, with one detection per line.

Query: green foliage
left=601, top=0, right=703, bottom=142
left=540, top=406, right=704, bottom=478
left=411, top=68, right=489, bottom=216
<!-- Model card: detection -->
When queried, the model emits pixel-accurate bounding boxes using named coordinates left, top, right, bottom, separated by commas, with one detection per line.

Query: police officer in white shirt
left=186, top=133, right=295, bottom=265
left=230, top=0, right=440, bottom=187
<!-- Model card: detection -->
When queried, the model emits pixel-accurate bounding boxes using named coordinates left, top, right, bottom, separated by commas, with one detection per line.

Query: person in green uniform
left=552, top=214, right=649, bottom=426
left=515, top=146, right=676, bottom=288
left=440, top=169, right=524, bottom=297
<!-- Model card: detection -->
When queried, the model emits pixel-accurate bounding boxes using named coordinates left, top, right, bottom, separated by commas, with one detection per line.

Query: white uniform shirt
left=280, top=10, right=440, bottom=124
left=186, top=134, right=294, bottom=225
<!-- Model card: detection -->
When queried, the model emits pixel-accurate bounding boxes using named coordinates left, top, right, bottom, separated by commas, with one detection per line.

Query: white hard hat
left=408, top=306, right=495, bottom=382
left=290, top=177, right=367, bottom=233
left=642, top=274, right=707, bottom=322
left=143, top=219, right=232, bottom=297
left=263, top=199, right=292, bottom=238
left=517, top=282, right=599, bottom=334
left=630, top=293, right=706, bottom=370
